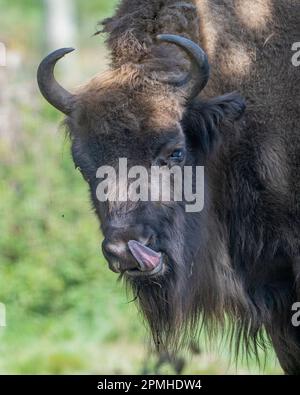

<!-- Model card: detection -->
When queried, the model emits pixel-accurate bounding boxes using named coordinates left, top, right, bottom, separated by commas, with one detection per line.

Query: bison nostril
left=102, top=239, right=139, bottom=273
left=102, top=240, right=127, bottom=260
left=102, top=227, right=158, bottom=274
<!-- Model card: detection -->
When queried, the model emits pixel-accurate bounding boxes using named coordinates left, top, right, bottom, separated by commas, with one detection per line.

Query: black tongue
left=128, top=240, right=161, bottom=271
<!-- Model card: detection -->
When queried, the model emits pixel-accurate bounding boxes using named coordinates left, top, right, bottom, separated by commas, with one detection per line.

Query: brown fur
left=62, top=0, right=300, bottom=374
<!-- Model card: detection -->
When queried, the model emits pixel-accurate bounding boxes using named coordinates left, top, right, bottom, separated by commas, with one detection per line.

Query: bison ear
left=182, top=92, right=246, bottom=155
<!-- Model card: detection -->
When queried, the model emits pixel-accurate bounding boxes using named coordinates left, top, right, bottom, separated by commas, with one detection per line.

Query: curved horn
left=156, top=34, right=210, bottom=100
left=37, top=48, right=76, bottom=115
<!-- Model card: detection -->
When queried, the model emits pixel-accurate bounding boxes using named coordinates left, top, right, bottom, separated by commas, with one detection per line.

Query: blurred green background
left=0, top=0, right=282, bottom=374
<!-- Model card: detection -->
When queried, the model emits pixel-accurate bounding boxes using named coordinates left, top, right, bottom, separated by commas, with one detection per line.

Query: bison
left=37, top=0, right=300, bottom=374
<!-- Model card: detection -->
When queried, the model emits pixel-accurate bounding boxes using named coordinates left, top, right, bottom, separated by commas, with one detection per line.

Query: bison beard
left=123, top=210, right=248, bottom=355
left=126, top=258, right=211, bottom=354
left=124, top=207, right=205, bottom=352
left=128, top=265, right=182, bottom=350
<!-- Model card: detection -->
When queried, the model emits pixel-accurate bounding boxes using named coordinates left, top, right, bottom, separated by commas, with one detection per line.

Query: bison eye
left=170, top=148, right=185, bottom=162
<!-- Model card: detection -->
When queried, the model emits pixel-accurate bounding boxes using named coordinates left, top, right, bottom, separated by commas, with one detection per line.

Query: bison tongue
left=128, top=240, right=161, bottom=272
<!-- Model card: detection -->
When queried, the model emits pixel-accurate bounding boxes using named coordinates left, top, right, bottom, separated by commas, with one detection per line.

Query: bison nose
left=102, top=229, right=161, bottom=274
left=102, top=239, right=139, bottom=273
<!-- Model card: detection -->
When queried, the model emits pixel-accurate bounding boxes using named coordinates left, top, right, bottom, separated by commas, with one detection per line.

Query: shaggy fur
left=61, top=0, right=300, bottom=374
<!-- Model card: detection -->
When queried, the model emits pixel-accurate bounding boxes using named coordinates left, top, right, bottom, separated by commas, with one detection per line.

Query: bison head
left=37, top=35, right=245, bottom=350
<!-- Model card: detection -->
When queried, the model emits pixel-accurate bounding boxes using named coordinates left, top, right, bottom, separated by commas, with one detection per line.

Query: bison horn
left=156, top=34, right=210, bottom=100
left=37, top=48, right=76, bottom=115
